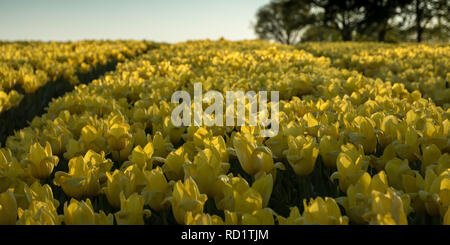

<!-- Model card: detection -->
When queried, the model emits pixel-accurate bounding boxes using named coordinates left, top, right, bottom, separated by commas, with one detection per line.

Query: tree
left=357, top=0, right=412, bottom=42
left=312, top=0, right=366, bottom=41
left=400, top=0, right=450, bottom=42
left=254, top=0, right=316, bottom=44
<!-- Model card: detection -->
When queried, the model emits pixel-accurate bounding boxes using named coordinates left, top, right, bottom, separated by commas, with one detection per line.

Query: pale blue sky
left=0, top=0, right=270, bottom=43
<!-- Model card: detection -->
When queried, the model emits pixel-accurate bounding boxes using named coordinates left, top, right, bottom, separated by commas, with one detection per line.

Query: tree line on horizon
left=254, top=0, right=449, bottom=44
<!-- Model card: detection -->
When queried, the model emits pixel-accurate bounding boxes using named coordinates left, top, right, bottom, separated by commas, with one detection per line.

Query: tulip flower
left=0, top=190, right=17, bottom=225
left=54, top=150, right=112, bottom=198
left=103, top=170, right=134, bottom=209
left=419, top=169, right=450, bottom=216
left=170, top=177, right=208, bottom=225
left=128, top=142, right=154, bottom=169
left=331, top=144, right=369, bottom=192
left=319, top=135, right=343, bottom=168
left=421, top=144, right=441, bottom=173
left=24, top=142, right=59, bottom=179
left=185, top=212, right=224, bottom=225
left=115, top=192, right=151, bottom=225
left=338, top=172, right=388, bottom=224
left=301, top=197, right=349, bottom=225
left=242, top=208, right=275, bottom=225
left=285, top=135, right=319, bottom=176
left=233, top=132, right=271, bottom=176
left=214, top=175, right=263, bottom=214
left=277, top=206, right=302, bottom=225
left=64, top=198, right=113, bottom=225
left=364, top=189, right=409, bottom=225
left=106, top=123, right=132, bottom=151
left=163, top=146, right=190, bottom=181
left=251, top=173, right=273, bottom=208
left=17, top=200, right=62, bottom=225
left=184, top=148, right=230, bottom=197
left=141, top=167, right=172, bottom=211
left=385, top=158, right=415, bottom=190
left=444, top=207, right=450, bottom=225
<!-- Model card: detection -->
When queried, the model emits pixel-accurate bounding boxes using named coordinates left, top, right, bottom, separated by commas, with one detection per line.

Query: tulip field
left=0, top=39, right=449, bottom=225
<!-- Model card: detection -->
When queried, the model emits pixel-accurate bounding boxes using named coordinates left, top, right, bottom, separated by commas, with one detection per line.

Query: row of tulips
left=0, top=40, right=151, bottom=114
left=297, top=42, right=450, bottom=108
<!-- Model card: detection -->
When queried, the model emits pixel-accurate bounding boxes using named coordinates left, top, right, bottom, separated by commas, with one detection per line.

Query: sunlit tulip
left=17, top=200, right=62, bottom=225
left=364, top=189, right=409, bottom=225
left=106, top=123, right=132, bottom=151
left=64, top=198, right=113, bottom=225
left=233, top=132, right=275, bottom=176
left=301, top=197, right=348, bottom=225
left=54, top=150, right=112, bottom=198
left=251, top=173, right=273, bottom=208
left=285, top=135, right=319, bottom=176
left=185, top=212, right=224, bottom=225
left=277, top=206, right=302, bottom=225
left=215, top=175, right=263, bottom=214
left=103, top=170, right=134, bottom=209
left=0, top=190, right=17, bottom=225
left=128, top=142, right=154, bottom=169
left=141, top=167, right=171, bottom=211
left=184, top=148, right=230, bottom=197
left=163, top=146, right=189, bottom=181
left=319, top=135, right=343, bottom=168
left=24, top=142, right=59, bottom=179
left=242, top=208, right=275, bottom=225
left=170, top=177, right=207, bottom=225
left=444, top=207, right=450, bottom=225
left=385, top=158, right=414, bottom=190
left=331, top=144, right=369, bottom=192
left=115, top=192, right=151, bottom=225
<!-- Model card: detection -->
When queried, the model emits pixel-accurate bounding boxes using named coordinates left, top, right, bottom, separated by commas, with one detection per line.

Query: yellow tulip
left=170, top=177, right=207, bottom=225
left=24, top=142, right=59, bottom=179
left=163, top=146, right=189, bottom=181
left=106, top=123, right=132, bottom=151
left=141, top=167, right=171, bottom=211
left=385, top=158, right=414, bottom=190
left=242, top=208, right=275, bottom=225
left=0, top=190, right=17, bottom=225
left=123, top=164, right=147, bottom=193
left=251, top=173, right=273, bottom=208
left=233, top=132, right=271, bottom=176
left=64, top=198, right=113, bottom=225
left=379, top=115, right=402, bottom=148
left=54, top=150, right=112, bottom=198
left=128, top=142, right=154, bottom=169
left=419, top=169, right=450, bottom=216
left=17, top=200, right=62, bottom=225
left=444, top=207, right=450, bottom=225
left=285, top=135, right=319, bottom=176
left=370, top=143, right=396, bottom=170
left=421, top=144, right=441, bottom=173
left=103, top=170, right=134, bottom=209
left=63, top=139, right=85, bottom=160
left=319, top=135, right=343, bottom=168
left=277, top=206, right=302, bottom=225
left=365, top=189, right=408, bottom=225
left=152, top=131, right=174, bottom=158
left=184, top=148, right=229, bottom=197
left=115, top=192, right=151, bottom=225
left=215, top=175, right=263, bottom=214
left=338, top=171, right=389, bottom=224
left=301, top=197, right=348, bottom=225
left=331, top=143, right=369, bottom=192
left=345, top=116, right=377, bottom=154
left=185, top=212, right=224, bottom=225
